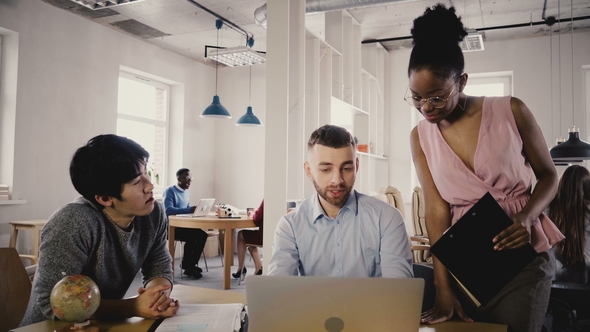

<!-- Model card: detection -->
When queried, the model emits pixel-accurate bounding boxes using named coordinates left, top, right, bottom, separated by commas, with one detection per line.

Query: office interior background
left=1, top=0, right=590, bottom=264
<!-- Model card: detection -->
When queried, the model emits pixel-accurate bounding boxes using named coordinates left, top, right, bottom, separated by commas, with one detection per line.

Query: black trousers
left=175, top=228, right=208, bottom=269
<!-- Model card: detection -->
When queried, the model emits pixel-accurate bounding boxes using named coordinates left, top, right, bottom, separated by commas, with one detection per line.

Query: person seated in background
left=20, top=134, right=178, bottom=327
left=163, top=168, right=208, bottom=279
left=548, top=165, right=590, bottom=284
left=233, top=199, right=264, bottom=280
left=267, top=124, right=413, bottom=278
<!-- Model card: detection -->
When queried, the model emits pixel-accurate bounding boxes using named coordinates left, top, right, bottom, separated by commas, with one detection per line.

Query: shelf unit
left=288, top=10, right=390, bottom=200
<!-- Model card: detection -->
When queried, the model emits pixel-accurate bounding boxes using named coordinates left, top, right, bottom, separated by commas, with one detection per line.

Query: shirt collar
left=311, top=189, right=358, bottom=223
left=175, top=184, right=185, bottom=192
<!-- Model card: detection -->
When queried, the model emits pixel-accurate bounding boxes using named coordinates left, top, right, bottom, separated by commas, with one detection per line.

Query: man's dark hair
left=176, top=168, right=190, bottom=178
left=70, top=134, right=149, bottom=208
left=308, top=124, right=356, bottom=151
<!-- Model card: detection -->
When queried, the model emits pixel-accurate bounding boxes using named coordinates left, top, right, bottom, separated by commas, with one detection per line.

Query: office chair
left=411, top=186, right=432, bottom=264
left=412, top=263, right=435, bottom=313
left=0, top=247, right=33, bottom=332
left=547, top=281, right=590, bottom=331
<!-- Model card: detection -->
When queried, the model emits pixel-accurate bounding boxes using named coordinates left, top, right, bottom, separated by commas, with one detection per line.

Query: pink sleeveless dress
left=417, top=96, right=564, bottom=253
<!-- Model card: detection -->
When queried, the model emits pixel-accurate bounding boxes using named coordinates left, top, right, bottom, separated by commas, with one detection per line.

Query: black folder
left=430, top=192, right=537, bottom=307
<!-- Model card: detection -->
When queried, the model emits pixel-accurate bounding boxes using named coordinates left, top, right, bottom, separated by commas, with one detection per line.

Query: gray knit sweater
left=20, top=197, right=172, bottom=326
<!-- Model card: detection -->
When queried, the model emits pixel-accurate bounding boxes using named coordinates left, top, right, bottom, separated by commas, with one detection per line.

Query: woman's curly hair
left=408, top=4, right=468, bottom=80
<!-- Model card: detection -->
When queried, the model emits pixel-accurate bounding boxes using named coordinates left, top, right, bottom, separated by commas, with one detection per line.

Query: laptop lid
left=175, top=198, right=216, bottom=217
left=192, top=198, right=215, bottom=217
left=245, top=276, right=424, bottom=332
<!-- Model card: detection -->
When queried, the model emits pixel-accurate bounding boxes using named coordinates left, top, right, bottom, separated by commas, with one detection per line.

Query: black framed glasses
left=404, top=75, right=463, bottom=110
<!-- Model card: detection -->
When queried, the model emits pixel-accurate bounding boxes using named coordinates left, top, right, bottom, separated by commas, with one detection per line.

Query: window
left=463, top=72, right=512, bottom=97
left=117, top=71, right=170, bottom=193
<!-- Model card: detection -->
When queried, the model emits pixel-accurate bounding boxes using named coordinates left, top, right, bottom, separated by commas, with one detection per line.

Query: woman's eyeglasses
left=403, top=75, right=463, bottom=110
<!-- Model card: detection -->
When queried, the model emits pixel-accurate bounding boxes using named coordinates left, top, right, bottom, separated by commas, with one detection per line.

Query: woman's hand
left=420, top=287, right=472, bottom=324
left=492, top=212, right=532, bottom=250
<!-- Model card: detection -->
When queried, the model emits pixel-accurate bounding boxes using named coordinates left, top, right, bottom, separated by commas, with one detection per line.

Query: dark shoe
left=232, top=267, right=247, bottom=279
left=255, top=267, right=263, bottom=275
left=181, top=264, right=203, bottom=274
left=183, top=269, right=203, bottom=279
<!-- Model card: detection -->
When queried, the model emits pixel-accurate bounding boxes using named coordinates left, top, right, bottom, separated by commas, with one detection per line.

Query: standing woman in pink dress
left=408, top=4, right=564, bottom=332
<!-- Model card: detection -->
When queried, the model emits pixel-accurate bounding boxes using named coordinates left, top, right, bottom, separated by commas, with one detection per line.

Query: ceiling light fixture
left=459, top=30, right=485, bottom=52
left=549, top=0, right=590, bottom=161
left=69, top=0, right=144, bottom=10
left=236, top=66, right=263, bottom=126
left=206, top=46, right=266, bottom=67
left=201, top=20, right=231, bottom=119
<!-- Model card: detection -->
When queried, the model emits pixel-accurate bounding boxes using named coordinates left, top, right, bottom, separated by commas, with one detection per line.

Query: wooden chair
left=0, top=247, right=33, bottom=332
left=411, top=187, right=432, bottom=264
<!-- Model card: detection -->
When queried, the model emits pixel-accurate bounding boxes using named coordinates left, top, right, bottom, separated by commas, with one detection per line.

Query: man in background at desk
left=19, top=134, right=178, bottom=327
left=163, top=168, right=208, bottom=279
left=267, top=124, right=413, bottom=278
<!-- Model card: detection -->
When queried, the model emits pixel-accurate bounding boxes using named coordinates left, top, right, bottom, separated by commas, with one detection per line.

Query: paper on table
left=155, top=303, right=244, bottom=332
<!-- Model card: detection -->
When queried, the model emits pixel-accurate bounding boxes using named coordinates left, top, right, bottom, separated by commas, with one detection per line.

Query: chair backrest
left=412, top=186, right=426, bottom=237
left=0, top=247, right=33, bottom=332
left=548, top=281, right=590, bottom=331
left=379, top=186, right=405, bottom=217
left=413, top=263, right=435, bottom=313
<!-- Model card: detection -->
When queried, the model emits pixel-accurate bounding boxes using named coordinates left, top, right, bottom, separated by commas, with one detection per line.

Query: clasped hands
left=135, top=284, right=179, bottom=319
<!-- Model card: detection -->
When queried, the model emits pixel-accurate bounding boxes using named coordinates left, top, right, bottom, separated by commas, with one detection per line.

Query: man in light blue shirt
left=268, top=125, right=413, bottom=278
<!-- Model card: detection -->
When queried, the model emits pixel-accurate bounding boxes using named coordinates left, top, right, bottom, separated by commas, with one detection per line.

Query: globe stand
left=56, top=320, right=99, bottom=332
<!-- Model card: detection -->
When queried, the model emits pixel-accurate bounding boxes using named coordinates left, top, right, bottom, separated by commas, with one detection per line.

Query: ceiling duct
left=254, top=0, right=414, bottom=28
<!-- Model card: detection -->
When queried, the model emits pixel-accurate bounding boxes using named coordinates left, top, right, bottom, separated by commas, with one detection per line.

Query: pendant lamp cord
left=249, top=65, right=252, bottom=107
left=570, top=0, right=575, bottom=128
left=550, top=26, right=554, bottom=141
left=558, top=0, right=562, bottom=134
left=215, top=26, right=219, bottom=96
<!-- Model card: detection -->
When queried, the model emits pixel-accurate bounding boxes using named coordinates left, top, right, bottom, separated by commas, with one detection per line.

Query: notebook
left=175, top=198, right=216, bottom=217
left=245, top=276, right=424, bottom=332
left=429, top=192, right=538, bottom=307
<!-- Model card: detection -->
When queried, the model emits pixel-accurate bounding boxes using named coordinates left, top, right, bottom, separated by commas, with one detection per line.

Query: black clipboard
left=430, top=192, right=537, bottom=307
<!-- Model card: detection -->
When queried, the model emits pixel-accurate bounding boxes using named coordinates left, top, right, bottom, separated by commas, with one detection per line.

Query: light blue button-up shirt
left=268, top=190, right=413, bottom=278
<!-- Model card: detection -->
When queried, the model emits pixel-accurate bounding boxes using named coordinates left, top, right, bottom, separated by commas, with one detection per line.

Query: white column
left=263, top=0, right=305, bottom=271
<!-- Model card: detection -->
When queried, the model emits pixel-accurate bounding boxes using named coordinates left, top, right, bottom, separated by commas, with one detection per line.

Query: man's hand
left=134, top=284, right=179, bottom=319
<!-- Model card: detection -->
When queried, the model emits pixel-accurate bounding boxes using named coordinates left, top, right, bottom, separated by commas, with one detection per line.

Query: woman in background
left=548, top=165, right=590, bottom=283
left=408, top=4, right=564, bottom=331
left=232, top=199, right=264, bottom=281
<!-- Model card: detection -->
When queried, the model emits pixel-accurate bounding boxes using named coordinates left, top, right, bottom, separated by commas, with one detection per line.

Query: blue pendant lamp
left=201, top=20, right=231, bottom=119
left=236, top=65, right=263, bottom=126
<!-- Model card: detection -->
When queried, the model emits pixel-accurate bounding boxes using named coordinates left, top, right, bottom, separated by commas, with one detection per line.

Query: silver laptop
left=175, top=198, right=215, bottom=217
left=245, top=276, right=424, bottom=332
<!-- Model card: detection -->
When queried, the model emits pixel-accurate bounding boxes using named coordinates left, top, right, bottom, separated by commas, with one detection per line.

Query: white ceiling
left=44, top=0, right=590, bottom=66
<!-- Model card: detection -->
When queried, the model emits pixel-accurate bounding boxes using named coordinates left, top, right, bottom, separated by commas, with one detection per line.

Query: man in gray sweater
left=20, top=134, right=179, bottom=326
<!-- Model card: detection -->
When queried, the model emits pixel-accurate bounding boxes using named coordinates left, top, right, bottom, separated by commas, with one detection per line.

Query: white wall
left=0, top=0, right=227, bottom=249
left=389, top=31, right=590, bottom=232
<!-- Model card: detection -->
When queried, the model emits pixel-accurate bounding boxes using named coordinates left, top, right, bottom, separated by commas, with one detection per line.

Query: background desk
left=168, top=215, right=256, bottom=290
left=12, top=285, right=506, bottom=332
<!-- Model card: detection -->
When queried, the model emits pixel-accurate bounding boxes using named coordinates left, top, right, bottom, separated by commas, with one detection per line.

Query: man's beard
left=312, top=178, right=353, bottom=208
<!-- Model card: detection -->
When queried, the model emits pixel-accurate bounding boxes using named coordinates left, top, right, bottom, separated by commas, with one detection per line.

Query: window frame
left=117, top=70, right=171, bottom=194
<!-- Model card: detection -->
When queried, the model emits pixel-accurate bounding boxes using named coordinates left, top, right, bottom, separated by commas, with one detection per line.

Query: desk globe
left=50, top=274, right=101, bottom=332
